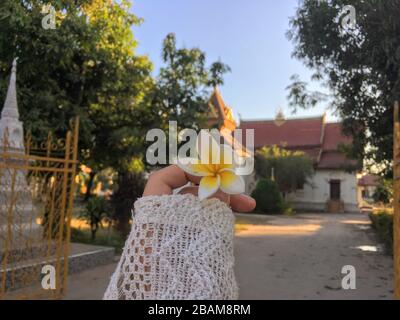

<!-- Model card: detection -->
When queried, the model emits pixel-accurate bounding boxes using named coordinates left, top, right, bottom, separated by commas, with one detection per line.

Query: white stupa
left=0, top=60, right=55, bottom=293
left=0, top=59, right=25, bottom=152
left=0, top=59, right=36, bottom=243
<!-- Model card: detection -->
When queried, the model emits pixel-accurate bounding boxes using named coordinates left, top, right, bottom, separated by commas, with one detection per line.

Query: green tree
left=0, top=0, right=153, bottom=234
left=80, top=195, right=110, bottom=241
left=373, top=179, right=393, bottom=205
left=109, top=34, right=231, bottom=236
left=286, top=0, right=400, bottom=174
left=151, top=33, right=231, bottom=133
left=254, top=145, right=314, bottom=195
left=0, top=0, right=153, bottom=156
left=0, top=3, right=231, bottom=236
left=112, top=169, right=146, bottom=237
left=251, top=179, right=285, bottom=214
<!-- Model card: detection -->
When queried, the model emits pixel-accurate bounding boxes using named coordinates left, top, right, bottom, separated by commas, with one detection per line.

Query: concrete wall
left=245, top=169, right=359, bottom=213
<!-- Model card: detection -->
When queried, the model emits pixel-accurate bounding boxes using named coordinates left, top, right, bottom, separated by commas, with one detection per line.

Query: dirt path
left=235, top=213, right=394, bottom=300
left=64, top=212, right=394, bottom=300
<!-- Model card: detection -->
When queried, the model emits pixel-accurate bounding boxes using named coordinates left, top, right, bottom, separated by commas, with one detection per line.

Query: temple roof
left=207, top=87, right=237, bottom=132
left=1, top=58, right=19, bottom=120
left=240, top=115, right=356, bottom=170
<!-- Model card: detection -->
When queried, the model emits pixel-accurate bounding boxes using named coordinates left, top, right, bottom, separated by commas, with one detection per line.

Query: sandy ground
left=64, top=212, right=394, bottom=300
left=235, top=213, right=394, bottom=300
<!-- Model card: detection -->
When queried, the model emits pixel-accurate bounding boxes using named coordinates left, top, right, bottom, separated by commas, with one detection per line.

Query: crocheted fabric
left=103, top=194, right=238, bottom=300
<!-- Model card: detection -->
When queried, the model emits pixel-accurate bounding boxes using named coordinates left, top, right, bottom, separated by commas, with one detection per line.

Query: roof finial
left=274, top=106, right=286, bottom=127
left=322, top=111, right=327, bottom=123
left=1, top=58, right=19, bottom=119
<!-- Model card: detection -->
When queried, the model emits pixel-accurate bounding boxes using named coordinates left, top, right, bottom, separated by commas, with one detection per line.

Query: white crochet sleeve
left=103, top=194, right=238, bottom=300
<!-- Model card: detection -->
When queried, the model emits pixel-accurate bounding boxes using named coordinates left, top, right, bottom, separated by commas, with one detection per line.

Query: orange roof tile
left=240, top=115, right=355, bottom=170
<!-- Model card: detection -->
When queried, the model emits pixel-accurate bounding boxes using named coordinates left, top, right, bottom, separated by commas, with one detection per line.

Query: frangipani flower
left=178, top=131, right=245, bottom=200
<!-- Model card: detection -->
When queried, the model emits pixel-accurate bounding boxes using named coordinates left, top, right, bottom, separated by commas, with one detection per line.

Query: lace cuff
left=103, top=194, right=238, bottom=300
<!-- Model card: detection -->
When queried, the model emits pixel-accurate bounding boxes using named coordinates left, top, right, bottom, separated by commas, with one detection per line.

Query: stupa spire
left=1, top=58, right=19, bottom=119
left=0, top=58, right=24, bottom=151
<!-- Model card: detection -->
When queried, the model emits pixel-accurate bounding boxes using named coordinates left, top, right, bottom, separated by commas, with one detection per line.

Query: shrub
left=251, top=178, right=286, bottom=214
left=372, top=179, right=393, bottom=205
left=369, top=210, right=393, bottom=253
left=80, top=196, right=110, bottom=241
left=254, top=145, right=314, bottom=194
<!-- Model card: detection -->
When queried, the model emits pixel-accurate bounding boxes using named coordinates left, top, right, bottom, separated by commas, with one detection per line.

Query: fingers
left=230, top=194, right=256, bottom=213
left=143, top=165, right=201, bottom=196
left=143, top=165, right=257, bottom=213
left=210, top=190, right=230, bottom=205
left=179, top=186, right=256, bottom=213
left=179, top=187, right=230, bottom=206
left=143, top=165, right=185, bottom=196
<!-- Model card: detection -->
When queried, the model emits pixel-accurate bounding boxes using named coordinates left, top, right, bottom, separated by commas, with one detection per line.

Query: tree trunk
left=84, top=171, right=96, bottom=202
left=114, top=213, right=131, bottom=238
left=112, top=171, right=145, bottom=238
left=91, top=228, right=97, bottom=241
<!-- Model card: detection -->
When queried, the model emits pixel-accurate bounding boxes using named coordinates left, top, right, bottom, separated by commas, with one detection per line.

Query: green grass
left=70, top=199, right=126, bottom=253
left=369, top=210, right=393, bottom=254
left=71, top=227, right=125, bottom=254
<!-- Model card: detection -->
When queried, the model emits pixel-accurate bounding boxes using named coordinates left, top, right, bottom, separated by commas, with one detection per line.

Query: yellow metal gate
left=393, top=102, right=400, bottom=299
left=0, top=118, right=79, bottom=299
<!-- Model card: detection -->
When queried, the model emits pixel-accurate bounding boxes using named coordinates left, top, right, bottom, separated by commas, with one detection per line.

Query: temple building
left=206, top=87, right=237, bottom=132
left=205, top=88, right=359, bottom=213
left=240, top=113, right=359, bottom=213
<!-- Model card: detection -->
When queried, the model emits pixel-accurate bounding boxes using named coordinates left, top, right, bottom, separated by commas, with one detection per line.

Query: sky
left=131, top=0, right=335, bottom=122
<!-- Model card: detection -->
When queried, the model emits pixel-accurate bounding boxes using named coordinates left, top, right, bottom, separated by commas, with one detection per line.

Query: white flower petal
left=219, top=169, right=245, bottom=195
left=198, top=175, right=220, bottom=200
left=177, top=158, right=214, bottom=177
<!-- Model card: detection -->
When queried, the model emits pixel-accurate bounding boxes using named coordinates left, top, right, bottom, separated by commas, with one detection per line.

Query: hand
left=143, top=165, right=256, bottom=213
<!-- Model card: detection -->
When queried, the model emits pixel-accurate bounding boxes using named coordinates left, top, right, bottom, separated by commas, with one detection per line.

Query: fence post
left=394, top=101, right=400, bottom=299
left=62, top=116, right=80, bottom=296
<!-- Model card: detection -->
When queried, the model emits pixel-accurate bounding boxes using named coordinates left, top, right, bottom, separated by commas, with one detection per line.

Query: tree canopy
left=0, top=1, right=231, bottom=234
left=0, top=0, right=153, bottom=174
left=287, top=0, right=400, bottom=175
left=151, top=33, right=231, bottom=133
left=254, top=145, right=314, bottom=194
left=0, top=2, right=231, bottom=173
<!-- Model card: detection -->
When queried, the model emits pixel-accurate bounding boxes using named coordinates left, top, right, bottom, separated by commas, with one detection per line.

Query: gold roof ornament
left=274, top=107, right=286, bottom=127
left=224, top=106, right=236, bottom=126
left=207, top=87, right=237, bottom=131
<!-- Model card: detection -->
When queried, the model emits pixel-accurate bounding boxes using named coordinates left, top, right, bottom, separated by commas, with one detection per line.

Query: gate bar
left=394, top=101, right=400, bottom=299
